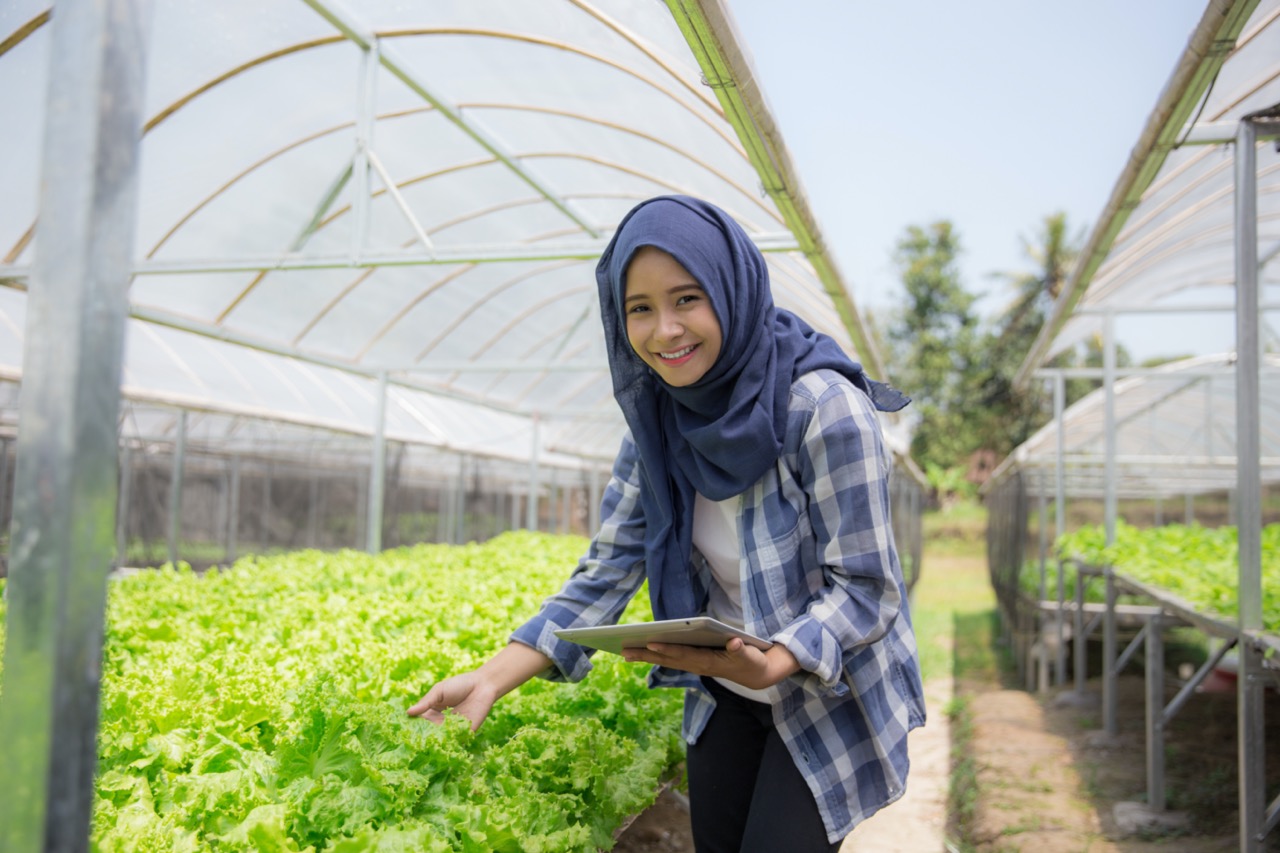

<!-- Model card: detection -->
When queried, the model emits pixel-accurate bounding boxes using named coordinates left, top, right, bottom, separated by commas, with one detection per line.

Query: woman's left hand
left=621, top=637, right=800, bottom=690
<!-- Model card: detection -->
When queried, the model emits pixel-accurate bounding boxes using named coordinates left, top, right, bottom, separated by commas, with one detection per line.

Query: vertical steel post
left=1234, top=116, right=1265, bottom=853
left=167, top=410, right=187, bottom=567
left=1145, top=612, right=1165, bottom=811
left=1054, top=373, right=1067, bottom=684
left=454, top=454, right=467, bottom=544
left=527, top=414, right=541, bottom=530
left=0, top=1, right=151, bottom=850
left=367, top=371, right=387, bottom=553
left=0, top=437, right=10, bottom=537
left=588, top=463, right=601, bottom=534
left=116, top=445, right=133, bottom=568
left=227, top=455, right=241, bottom=562
left=307, top=471, right=320, bottom=548
left=1103, top=312, right=1118, bottom=735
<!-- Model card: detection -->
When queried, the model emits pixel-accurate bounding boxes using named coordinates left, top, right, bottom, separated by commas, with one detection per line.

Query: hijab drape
left=596, top=196, right=909, bottom=620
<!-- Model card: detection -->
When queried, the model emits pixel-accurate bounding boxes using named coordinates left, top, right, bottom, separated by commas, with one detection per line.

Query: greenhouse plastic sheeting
left=990, top=353, right=1280, bottom=498
left=0, top=0, right=879, bottom=465
left=1027, top=0, right=1280, bottom=368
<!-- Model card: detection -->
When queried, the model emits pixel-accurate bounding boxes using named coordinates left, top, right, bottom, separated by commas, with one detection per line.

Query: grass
left=907, top=498, right=1012, bottom=851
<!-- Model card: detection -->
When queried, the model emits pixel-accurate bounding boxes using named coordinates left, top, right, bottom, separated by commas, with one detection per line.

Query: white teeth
left=658, top=345, right=695, bottom=360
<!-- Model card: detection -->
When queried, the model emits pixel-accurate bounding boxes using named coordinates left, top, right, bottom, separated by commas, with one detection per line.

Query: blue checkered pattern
left=510, top=369, right=926, bottom=842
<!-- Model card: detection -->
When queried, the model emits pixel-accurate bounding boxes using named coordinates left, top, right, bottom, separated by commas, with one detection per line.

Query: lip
left=654, top=343, right=698, bottom=367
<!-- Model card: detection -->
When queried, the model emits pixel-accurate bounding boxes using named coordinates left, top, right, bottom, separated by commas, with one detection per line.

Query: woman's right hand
left=407, top=671, right=498, bottom=731
left=406, top=642, right=553, bottom=732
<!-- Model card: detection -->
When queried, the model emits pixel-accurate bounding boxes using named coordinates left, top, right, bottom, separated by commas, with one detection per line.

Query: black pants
left=687, top=678, right=842, bottom=853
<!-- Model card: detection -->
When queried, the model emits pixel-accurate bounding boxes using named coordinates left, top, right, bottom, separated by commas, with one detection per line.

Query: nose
left=655, top=308, right=684, bottom=342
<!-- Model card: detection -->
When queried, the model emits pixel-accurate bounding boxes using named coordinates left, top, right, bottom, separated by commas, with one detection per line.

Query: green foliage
left=1054, top=522, right=1280, bottom=632
left=2, top=533, right=683, bottom=852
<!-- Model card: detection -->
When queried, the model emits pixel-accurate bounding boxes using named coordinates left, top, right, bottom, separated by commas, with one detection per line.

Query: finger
left=407, top=686, right=443, bottom=717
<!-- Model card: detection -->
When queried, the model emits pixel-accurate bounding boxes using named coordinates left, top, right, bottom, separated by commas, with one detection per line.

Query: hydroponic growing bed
left=0, top=532, right=683, bottom=853
left=1044, top=522, right=1280, bottom=636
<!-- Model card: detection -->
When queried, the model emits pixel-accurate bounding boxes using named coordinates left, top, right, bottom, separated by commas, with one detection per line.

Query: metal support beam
left=527, top=414, right=541, bottom=530
left=1053, top=374, right=1067, bottom=685
left=366, top=371, right=388, bottom=552
left=0, top=1, right=151, bottom=850
left=1235, top=114, right=1266, bottom=853
left=167, top=410, right=188, bottom=567
left=1145, top=613, right=1165, bottom=812
left=1103, top=312, right=1118, bottom=736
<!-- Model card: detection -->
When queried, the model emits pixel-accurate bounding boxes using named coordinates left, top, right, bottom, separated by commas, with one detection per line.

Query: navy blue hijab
left=596, top=196, right=909, bottom=621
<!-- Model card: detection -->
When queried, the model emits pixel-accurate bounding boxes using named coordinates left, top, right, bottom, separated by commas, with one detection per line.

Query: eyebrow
left=623, top=283, right=703, bottom=305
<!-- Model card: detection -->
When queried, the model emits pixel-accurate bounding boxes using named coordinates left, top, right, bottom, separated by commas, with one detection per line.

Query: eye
left=626, top=303, right=650, bottom=315
left=676, top=293, right=701, bottom=306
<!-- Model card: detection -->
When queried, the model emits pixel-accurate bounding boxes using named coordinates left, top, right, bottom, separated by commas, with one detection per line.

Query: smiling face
left=622, top=246, right=723, bottom=387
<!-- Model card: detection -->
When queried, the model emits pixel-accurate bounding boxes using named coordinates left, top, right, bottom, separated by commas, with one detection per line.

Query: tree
left=885, top=221, right=980, bottom=475
left=976, top=212, right=1084, bottom=457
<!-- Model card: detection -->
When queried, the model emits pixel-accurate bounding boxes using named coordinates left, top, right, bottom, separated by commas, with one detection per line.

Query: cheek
left=624, top=319, right=648, bottom=356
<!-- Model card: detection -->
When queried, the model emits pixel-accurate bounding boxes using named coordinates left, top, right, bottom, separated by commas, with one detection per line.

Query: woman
left=409, top=196, right=924, bottom=852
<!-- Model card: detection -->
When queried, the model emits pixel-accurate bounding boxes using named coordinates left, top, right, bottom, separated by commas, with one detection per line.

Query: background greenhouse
left=1, top=0, right=1277, bottom=851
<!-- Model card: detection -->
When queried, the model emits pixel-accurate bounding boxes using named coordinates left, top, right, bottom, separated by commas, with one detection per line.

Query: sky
left=727, top=0, right=1223, bottom=359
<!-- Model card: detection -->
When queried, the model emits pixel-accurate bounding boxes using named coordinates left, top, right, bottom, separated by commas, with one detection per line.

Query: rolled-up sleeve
left=509, top=434, right=649, bottom=682
left=771, top=379, right=903, bottom=696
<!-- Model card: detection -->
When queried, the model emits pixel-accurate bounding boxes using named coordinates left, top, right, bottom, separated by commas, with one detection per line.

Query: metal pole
left=0, top=1, right=151, bottom=850
left=588, top=463, right=601, bottom=534
left=1054, top=374, right=1068, bottom=685
left=167, top=410, right=187, bottom=567
left=454, top=454, right=467, bottom=544
left=1145, top=612, right=1165, bottom=811
left=1234, top=115, right=1265, bottom=853
left=0, top=437, right=10, bottom=539
left=116, top=445, right=133, bottom=568
left=1103, top=311, right=1118, bottom=736
left=227, top=455, right=240, bottom=562
left=307, top=471, right=320, bottom=548
left=367, top=371, right=387, bottom=553
left=527, top=414, right=541, bottom=530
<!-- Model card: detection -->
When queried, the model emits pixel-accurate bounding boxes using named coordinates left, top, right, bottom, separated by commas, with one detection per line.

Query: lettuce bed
left=1035, top=522, right=1280, bottom=634
left=1, top=532, right=683, bottom=852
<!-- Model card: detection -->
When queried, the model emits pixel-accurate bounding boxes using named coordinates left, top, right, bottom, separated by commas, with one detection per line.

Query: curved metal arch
left=458, top=283, right=594, bottom=368
left=294, top=194, right=556, bottom=346
left=514, top=342, right=611, bottom=410
left=147, top=106, right=435, bottom=261
left=1091, top=165, right=1280, bottom=303
left=206, top=104, right=771, bottom=327
left=412, top=258, right=589, bottom=362
left=1092, top=222, right=1238, bottom=305
left=219, top=155, right=500, bottom=325
left=0, top=10, right=48, bottom=59
left=5, top=23, right=742, bottom=262
left=477, top=310, right=603, bottom=400
left=462, top=102, right=771, bottom=218
left=344, top=153, right=776, bottom=361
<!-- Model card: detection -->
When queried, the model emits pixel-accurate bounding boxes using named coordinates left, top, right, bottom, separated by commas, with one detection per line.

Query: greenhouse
left=2, top=0, right=1278, bottom=851
left=986, top=0, right=1280, bottom=849
left=0, top=1, right=929, bottom=851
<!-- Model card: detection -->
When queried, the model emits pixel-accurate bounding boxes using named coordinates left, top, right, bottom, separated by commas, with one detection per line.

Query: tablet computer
left=554, top=617, right=773, bottom=657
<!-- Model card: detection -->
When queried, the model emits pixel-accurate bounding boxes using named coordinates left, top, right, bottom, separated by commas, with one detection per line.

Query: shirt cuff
left=509, top=616, right=595, bottom=683
left=773, top=616, right=851, bottom=699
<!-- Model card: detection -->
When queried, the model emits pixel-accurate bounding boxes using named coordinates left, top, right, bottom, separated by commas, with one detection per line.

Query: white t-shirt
left=692, top=491, right=780, bottom=704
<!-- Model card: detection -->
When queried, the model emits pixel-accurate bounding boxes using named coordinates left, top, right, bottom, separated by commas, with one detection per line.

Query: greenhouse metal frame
left=991, top=1, right=1280, bottom=849
left=0, top=1, right=926, bottom=850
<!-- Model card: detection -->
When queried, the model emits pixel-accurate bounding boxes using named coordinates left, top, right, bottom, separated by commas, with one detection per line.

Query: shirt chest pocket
left=744, top=467, right=813, bottom=620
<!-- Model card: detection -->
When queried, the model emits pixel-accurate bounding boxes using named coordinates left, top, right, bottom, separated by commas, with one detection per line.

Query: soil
left=611, top=551, right=1280, bottom=852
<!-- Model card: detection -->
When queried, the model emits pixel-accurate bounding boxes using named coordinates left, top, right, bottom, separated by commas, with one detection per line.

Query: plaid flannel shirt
left=510, top=369, right=926, bottom=842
